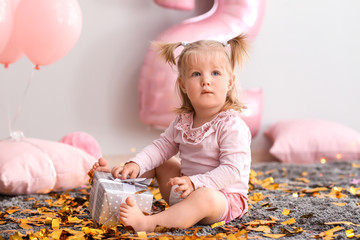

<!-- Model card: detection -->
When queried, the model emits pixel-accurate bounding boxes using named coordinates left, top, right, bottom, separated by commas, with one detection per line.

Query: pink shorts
left=219, top=191, right=248, bottom=222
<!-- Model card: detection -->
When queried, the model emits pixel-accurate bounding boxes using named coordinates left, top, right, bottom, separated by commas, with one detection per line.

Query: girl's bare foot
left=89, top=157, right=111, bottom=176
left=119, top=197, right=156, bottom=232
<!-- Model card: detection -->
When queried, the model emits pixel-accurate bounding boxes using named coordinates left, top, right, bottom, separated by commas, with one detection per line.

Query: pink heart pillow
left=265, top=119, right=360, bottom=164
left=0, top=138, right=97, bottom=195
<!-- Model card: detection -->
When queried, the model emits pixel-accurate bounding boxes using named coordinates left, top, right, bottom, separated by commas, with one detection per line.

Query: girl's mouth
left=201, top=89, right=213, bottom=94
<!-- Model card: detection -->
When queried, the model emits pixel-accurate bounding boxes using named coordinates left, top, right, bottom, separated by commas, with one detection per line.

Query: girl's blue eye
left=212, top=71, right=220, bottom=76
left=192, top=72, right=200, bottom=77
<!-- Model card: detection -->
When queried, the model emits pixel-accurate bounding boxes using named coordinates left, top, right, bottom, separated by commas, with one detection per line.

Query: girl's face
left=179, top=50, right=235, bottom=114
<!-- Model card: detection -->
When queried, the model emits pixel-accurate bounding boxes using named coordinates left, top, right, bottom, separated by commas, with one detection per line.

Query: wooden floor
left=104, top=151, right=279, bottom=168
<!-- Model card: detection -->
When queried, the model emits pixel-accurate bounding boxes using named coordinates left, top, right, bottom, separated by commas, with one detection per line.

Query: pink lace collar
left=174, top=109, right=238, bottom=144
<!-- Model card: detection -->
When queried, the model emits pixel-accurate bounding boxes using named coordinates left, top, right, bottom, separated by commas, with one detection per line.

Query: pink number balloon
left=0, top=0, right=23, bottom=68
left=138, top=0, right=265, bottom=137
left=154, top=0, right=195, bottom=11
left=14, top=0, right=82, bottom=69
left=240, top=88, right=263, bottom=137
left=0, top=0, right=12, bottom=54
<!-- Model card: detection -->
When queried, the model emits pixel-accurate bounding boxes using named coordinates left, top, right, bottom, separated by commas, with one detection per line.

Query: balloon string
left=0, top=70, right=12, bottom=135
left=7, top=105, right=11, bottom=136
left=11, top=66, right=37, bottom=131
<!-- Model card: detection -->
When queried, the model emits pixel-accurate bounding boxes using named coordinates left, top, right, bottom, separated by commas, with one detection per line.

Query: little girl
left=90, top=34, right=251, bottom=232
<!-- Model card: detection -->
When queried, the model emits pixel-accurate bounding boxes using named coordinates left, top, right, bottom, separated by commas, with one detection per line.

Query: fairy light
left=336, top=153, right=342, bottom=159
left=320, top=158, right=326, bottom=164
left=131, top=147, right=136, bottom=153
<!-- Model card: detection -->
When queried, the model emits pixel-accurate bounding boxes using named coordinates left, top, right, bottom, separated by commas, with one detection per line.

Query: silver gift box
left=88, top=171, right=153, bottom=227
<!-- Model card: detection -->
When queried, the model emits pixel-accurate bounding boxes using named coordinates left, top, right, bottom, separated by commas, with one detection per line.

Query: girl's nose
left=201, top=78, right=211, bottom=87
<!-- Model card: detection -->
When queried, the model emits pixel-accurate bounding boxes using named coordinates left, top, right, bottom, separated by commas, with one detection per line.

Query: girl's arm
left=126, top=118, right=180, bottom=177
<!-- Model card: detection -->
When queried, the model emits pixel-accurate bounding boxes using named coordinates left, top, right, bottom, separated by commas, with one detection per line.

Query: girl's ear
left=228, top=74, right=235, bottom=90
left=178, top=77, right=186, bottom=93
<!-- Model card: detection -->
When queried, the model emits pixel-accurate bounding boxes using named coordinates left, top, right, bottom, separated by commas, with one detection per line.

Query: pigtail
left=152, top=41, right=183, bottom=66
left=227, top=34, right=249, bottom=70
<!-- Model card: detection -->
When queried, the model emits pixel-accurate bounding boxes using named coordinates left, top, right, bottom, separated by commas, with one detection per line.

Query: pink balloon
left=154, top=0, right=195, bottom=11
left=0, top=0, right=12, bottom=54
left=240, top=88, right=263, bottom=137
left=138, top=0, right=266, bottom=136
left=0, top=0, right=23, bottom=68
left=14, top=0, right=82, bottom=69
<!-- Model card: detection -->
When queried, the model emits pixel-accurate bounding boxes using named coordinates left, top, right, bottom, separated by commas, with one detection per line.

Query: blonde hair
left=154, top=34, right=248, bottom=114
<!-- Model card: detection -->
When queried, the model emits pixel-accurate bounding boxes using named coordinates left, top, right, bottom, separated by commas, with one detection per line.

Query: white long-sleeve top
left=128, top=109, right=252, bottom=196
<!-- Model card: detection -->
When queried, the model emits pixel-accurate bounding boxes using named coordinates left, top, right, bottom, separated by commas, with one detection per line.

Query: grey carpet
left=1, top=161, right=359, bottom=239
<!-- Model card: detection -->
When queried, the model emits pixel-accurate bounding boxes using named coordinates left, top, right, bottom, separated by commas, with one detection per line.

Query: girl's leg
left=140, top=157, right=181, bottom=204
left=120, top=187, right=227, bottom=232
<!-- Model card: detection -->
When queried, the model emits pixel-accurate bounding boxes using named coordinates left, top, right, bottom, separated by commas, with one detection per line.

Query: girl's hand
left=111, top=162, right=140, bottom=180
left=167, top=176, right=195, bottom=198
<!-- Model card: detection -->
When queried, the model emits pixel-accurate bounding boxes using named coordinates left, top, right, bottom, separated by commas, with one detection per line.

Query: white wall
left=1, top=0, right=359, bottom=156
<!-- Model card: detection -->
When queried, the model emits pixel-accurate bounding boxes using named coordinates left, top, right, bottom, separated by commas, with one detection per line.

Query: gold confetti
left=331, top=202, right=346, bottom=207
left=19, top=222, right=32, bottom=230
left=151, top=188, right=163, bottom=200
left=68, top=216, right=82, bottom=224
left=244, top=220, right=276, bottom=226
left=211, top=221, right=225, bottom=228
left=44, top=199, right=53, bottom=206
left=263, top=233, right=286, bottom=239
left=24, top=197, right=35, bottom=201
left=282, top=209, right=291, bottom=216
left=39, top=228, right=50, bottom=238
left=247, top=225, right=271, bottom=233
left=349, top=186, right=358, bottom=195
left=51, top=229, right=62, bottom=240
left=6, top=207, right=20, bottom=214
left=52, top=218, right=60, bottom=229
left=249, top=192, right=264, bottom=202
left=323, top=226, right=344, bottom=236
left=328, top=187, right=347, bottom=199
left=325, top=221, right=360, bottom=226
left=135, top=189, right=147, bottom=195
left=44, top=217, right=53, bottom=225
left=158, top=237, right=170, bottom=240
left=346, top=229, right=354, bottom=238
left=302, top=187, right=329, bottom=193
left=8, top=232, right=23, bottom=240
left=352, top=163, right=360, bottom=168
left=295, top=177, right=309, bottom=183
left=137, top=231, right=147, bottom=238
left=32, top=200, right=40, bottom=208
left=281, top=218, right=296, bottom=225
